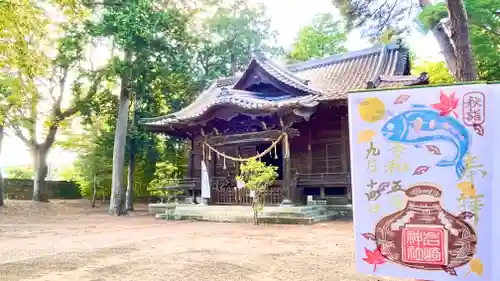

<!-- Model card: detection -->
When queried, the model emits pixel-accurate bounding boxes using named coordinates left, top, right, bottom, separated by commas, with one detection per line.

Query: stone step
left=156, top=213, right=339, bottom=225
left=326, top=205, right=353, bottom=217
left=153, top=204, right=348, bottom=224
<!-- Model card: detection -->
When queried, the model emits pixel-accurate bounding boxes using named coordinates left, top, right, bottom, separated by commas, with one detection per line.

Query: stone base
left=148, top=203, right=168, bottom=214
left=154, top=204, right=351, bottom=224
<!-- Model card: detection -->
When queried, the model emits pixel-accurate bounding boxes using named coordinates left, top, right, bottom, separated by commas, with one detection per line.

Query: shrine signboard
left=348, top=83, right=499, bottom=281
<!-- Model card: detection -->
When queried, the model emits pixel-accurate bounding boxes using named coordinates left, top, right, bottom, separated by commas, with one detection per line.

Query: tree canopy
left=4, top=166, right=35, bottom=180
left=52, top=0, right=282, bottom=213
left=194, top=0, right=283, bottom=80
left=287, top=13, right=348, bottom=62
left=332, top=0, right=484, bottom=81
left=418, top=0, right=500, bottom=81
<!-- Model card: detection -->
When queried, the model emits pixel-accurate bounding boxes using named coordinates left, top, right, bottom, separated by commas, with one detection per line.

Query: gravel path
left=0, top=200, right=410, bottom=281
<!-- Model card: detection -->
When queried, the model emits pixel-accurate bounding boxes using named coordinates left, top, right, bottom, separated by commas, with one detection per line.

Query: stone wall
left=3, top=179, right=81, bottom=200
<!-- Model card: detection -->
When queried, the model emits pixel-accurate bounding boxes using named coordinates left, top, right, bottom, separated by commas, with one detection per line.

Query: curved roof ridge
left=287, top=42, right=401, bottom=72
left=140, top=87, right=319, bottom=126
left=249, top=52, right=324, bottom=95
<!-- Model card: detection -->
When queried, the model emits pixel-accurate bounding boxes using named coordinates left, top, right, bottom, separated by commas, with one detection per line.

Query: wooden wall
left=290, top=105, right=349, bottom=176
left=188, top=104, right=350, bottom=179
left=186, top=103, right=351, bottom=203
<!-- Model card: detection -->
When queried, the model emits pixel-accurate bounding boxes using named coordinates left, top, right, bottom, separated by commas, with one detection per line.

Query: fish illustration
left=381, top=105, right=470, bottom=180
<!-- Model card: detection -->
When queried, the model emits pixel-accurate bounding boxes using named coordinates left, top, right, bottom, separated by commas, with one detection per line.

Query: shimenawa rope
left=203, top=132, right=289, bottom=163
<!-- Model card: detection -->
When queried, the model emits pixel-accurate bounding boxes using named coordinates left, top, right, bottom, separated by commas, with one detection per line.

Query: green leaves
left=237, top=159, right=278, bottom=194
left=466, top=0, right=500, bottom=81
left=55, top=23, right=89, bottom=68
left=417, top=2, right=448, bottom=31
left=412, top=61, right=455, bottom=84
left=237, top=159, right=278, bottom=217
left=287, top=13, right=347, bottom=62
left=194, top=0, right=283, bottom=79
left=4, top=166, right=35, bottom=180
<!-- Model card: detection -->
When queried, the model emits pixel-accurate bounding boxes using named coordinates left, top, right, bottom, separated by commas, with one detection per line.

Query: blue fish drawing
left=381, top=105, right=470, bottom=180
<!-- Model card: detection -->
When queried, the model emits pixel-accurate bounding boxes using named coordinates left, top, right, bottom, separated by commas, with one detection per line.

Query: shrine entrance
left=206, top=134, right=288, bottom=206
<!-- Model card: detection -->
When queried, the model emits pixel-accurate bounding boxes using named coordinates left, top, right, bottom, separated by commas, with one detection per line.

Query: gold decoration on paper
left=358, top=97, right=386, bottom=123
left=465, top=258, right=484, bottom=276
left=357, top=129, right=376, bottom=143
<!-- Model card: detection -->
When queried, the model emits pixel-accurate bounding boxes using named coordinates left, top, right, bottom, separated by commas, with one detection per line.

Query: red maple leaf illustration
left=362, top=247, right=385, bottom=272
left=413, top=165, right=430, bottom=175
left=431, top=89, right=459, bottom=117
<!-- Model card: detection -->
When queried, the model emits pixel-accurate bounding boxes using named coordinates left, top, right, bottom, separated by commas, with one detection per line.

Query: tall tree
left=331, top=0, right=478, bottom=81
left=89, top=0, right=197, bottom=215
left=0, top=0, right=48, bottom=203
left=419, top=0, right=499, bottom=81
left=287, top=13, right=347, bottom=62
left=445, top=0, right=477, bottom=81
left=0, top=0, right=104, bottom=201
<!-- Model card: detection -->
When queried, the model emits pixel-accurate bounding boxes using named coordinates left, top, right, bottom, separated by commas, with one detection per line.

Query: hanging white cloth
left=201, top=161, right=211, bottom=199
left=236, top=179, right=245, bottom=189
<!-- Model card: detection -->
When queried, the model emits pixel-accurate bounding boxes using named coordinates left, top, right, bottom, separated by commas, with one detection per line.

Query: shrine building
left=140, top=41, right=429, bottom=206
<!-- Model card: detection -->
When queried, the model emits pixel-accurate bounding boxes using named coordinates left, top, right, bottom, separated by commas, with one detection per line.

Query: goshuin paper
left=348, top=83, right=499, bottom=281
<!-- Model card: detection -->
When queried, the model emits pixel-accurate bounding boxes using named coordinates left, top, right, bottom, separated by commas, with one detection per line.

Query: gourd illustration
left=362, top=183, right=477, bottom=276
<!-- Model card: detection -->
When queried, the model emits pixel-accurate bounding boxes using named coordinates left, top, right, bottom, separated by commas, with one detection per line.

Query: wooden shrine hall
left=140, top=41, right=429, bottom=206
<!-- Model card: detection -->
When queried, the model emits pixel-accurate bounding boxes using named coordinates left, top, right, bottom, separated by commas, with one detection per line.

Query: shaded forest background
left=0, top=0, right=498, bottom=212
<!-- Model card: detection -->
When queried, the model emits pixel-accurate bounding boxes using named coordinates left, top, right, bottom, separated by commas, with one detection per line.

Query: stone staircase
left=259, top=205, right=339, bottom=224
left=152, top=202, right=352, bottom=224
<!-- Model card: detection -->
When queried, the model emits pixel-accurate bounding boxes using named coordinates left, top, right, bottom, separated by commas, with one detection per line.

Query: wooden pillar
left=188, top=138, right=195, bottom=203
left=340, top=112, right=352, bottom=202
left=188, top=138, right=194, bottom=178
left=307, top=125, right=312, bottom=174
left=281, top=133, right=293, bottom=206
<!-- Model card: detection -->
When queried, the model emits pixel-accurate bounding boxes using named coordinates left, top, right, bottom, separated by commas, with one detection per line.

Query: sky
left=0, top=0, right=444, bottom=169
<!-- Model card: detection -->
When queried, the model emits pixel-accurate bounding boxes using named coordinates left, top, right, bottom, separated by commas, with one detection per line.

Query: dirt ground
left=0, top=200, right=410, bottom=281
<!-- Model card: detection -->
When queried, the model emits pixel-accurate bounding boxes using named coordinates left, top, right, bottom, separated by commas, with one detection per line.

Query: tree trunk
left=446, top=0, right=478, bottom=81
left=419, top=0, right=458, bottom=77
left=33, top=149, right=49, bottom=202
left=109, top=51, right=132, bottom=216
left=125, top=98, right=137, bottom=211
left=230, top=52, right=237, bottom=76
left=91, top=163, right=97, bottom=208
left=431, top=24, right=459, bottom=77
left=0, top=127, right=4, bottom=207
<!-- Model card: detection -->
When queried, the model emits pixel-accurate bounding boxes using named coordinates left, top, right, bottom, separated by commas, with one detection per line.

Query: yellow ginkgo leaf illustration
left=357, top=130, right=376, bottom=143
left=466, top=258, right=484, bottom=276
left=457, top=181, right=476, bottom=198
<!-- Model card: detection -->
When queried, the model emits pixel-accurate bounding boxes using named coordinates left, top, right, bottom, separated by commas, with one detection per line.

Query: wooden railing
left=210, top=177, right=283, bottom=205
left=162, top=178, right=199, bottom=189
left=295, top=172, right=351, bottom=187
left=158, top=177, right=283, bottom=205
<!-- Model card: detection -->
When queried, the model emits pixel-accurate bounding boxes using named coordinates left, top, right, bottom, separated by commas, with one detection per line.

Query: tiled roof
left=141, top=41, right=428, bottom=127
left=376, top=73, right=430, bottom=89
left=142, top=86, right=319, bottom=127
